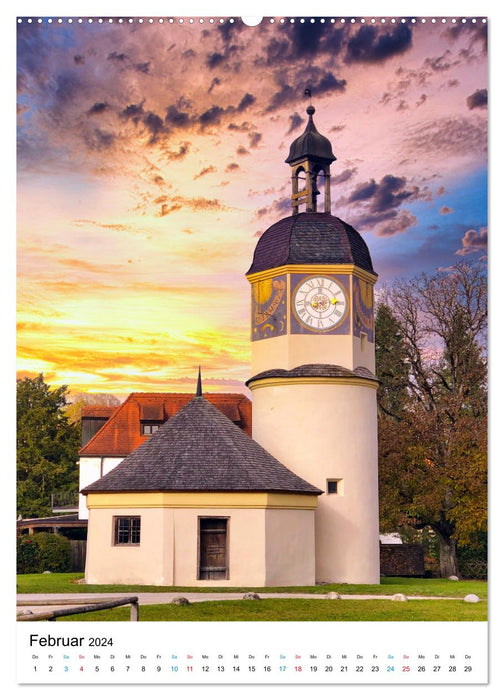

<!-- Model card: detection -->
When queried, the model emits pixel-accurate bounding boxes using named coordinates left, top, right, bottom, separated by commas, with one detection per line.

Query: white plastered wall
left=265, top=509, right=316, bottom=586
left=85, top=503, right=317, bottom=587
left=251, top=382, right=380, bottom=584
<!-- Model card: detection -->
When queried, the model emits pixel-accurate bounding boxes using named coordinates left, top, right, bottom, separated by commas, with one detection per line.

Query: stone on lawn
left=325, top=591, right=342, bottom=599
left=391, top=593, right=408, bottom=602
left=464, top=594, right=480, bottom=603
left=243, top=592, right=261, bottom=600
left=171, top=596, right=190, bottom=605
left=449, top=575, right=459, bottom=581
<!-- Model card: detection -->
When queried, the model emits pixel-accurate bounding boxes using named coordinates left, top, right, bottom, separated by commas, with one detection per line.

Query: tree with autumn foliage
left=376, top=262, right=487, bottom=577
left=17, top=374, right=80, bottom=518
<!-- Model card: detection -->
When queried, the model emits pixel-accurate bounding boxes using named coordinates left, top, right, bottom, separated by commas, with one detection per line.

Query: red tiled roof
left=79, top=393, right=252, bottom=457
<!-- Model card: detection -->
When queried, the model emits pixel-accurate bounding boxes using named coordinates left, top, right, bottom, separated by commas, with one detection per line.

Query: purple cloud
left=467, top=88, right=488, bottom=110
left=455, top=227, right=487, bottom=256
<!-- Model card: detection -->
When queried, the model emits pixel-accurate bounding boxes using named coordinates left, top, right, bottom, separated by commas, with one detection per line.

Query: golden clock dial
left=293, top=276, right=348, bottom=331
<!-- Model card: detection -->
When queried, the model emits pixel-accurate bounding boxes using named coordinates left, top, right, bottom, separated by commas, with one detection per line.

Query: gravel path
left=17, top=591, right=460, bottom=616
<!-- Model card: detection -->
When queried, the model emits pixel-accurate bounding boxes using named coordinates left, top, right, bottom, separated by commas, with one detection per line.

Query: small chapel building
left=82, top=385, right=321, bottom=586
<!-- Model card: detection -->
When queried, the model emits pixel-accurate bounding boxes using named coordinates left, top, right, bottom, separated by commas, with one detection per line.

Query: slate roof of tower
left=79, top=392, right=252, bottom=457
left=81, top=396, right=322, bottom=495
left=246, top=363, right=379, bottom=386
left=246, top=213, right=376, bottom=275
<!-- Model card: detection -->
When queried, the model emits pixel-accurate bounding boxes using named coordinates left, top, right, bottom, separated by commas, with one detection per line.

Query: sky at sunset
left=16, top=13, right=488, bottom=398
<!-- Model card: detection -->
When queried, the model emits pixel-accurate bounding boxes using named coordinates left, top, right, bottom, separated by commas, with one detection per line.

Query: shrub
left=16, top=532, right=72, bottom=574
left=17, top=536, right=41, bottom=574
left=34, top=532, right=72, bottom=573
left=457, top=533, right=487, bottom=580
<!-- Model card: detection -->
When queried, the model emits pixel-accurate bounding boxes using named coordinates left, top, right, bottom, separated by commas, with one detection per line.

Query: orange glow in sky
left=17, top=17, right=487, bottom=396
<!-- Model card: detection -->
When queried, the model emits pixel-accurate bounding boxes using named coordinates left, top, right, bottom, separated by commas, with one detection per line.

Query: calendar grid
left=17, top=621, right=488, bottom=684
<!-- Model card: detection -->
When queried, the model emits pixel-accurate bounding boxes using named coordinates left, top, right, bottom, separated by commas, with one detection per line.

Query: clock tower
left=246, top=103, right=380, bottom=584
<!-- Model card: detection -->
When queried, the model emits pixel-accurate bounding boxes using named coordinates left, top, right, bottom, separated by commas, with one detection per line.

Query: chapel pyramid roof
left=81, top=395, right=321, bottom=495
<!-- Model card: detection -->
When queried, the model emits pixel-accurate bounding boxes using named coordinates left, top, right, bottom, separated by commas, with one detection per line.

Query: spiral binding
left=17, top=17, right=488, bottom=25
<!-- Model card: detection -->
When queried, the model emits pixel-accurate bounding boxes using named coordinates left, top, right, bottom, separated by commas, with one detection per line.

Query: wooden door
left=199, top=518, right=228, bottom=580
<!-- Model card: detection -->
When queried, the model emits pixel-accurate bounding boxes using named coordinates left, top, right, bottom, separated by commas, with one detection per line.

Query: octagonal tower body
left=246, top=105, right=380, bottom=584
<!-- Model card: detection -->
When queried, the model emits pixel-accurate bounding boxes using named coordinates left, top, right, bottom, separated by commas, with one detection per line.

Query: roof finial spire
left=196, top=366, right=202, bottom=397
left=285, top=94, right=335, bottom=214
left=304, top=88, right=315, bottom=116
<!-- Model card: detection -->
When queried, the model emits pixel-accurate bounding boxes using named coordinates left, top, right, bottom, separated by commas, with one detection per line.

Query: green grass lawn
left=57, top=598, right=487, bottom=622
left=17, top=573, right=487, bottom=599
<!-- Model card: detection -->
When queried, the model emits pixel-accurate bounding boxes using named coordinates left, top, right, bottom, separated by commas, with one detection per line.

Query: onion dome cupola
left=286, top=101, right=336, bottom=214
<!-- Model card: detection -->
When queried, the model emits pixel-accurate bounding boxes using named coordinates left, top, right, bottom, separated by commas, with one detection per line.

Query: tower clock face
left=293, top=276, right=348, bottom=331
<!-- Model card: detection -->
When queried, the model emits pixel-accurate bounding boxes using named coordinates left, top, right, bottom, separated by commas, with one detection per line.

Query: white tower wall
left=250, top=379, right=380, bottom=583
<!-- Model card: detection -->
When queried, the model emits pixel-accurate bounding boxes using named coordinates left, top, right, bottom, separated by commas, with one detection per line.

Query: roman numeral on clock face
left=293, top=276, right=347, bottom=331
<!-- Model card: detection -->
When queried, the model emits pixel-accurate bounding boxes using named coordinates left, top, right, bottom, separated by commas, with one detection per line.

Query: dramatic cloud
left=467, top=88, right=488, bottom=110
left=254, top=196, right=292, bottom=221
left=423, top=50, right=459, bottom=72
left=143, top=111, right=169, bottom=143
left=206, top=52, right=226, bottom=69
left=291, top=19, right=327, bottom=56
left=164, top=142, right=190, bottom=161
left=439, top=206, right=453, bottom=215
left=332, top=167, right=357, bottom=185
left=345, top=24, right=412, bottom=64
left=199, top=105, right=226, bottom=128
left=455, top=227, right=487, bottom=256
left=402, top=116, right=487, bottom=157
left=87, top=102, right=108, bottom=116
left=347, top=174, right=425, bottom=234
left=248, top=131, right=262, bottom=148
left=266, top=72, right=346, bottom=112
left=237, top=93, right=255, bottom=112
left=445, top=21, right=488, bottom=53
left=165, top=101, right=192, bottom=128
left=375, top=210, right=418, bottom=237
left=227, top=121, right=253, bottom=132
left=84, top=128, right=115, bottom=151
left=287, top=112, right=304, bottom=134
left=193, top=165, right=217, bottom=180
left=73, top=220, right=131, bottom=232
left=121, top=102, right=145, bottom=124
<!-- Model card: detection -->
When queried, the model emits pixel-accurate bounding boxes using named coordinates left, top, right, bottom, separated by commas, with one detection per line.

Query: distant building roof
left=81, top=406, right=117, bottom=419
left=17, top=514, right=88, bottom=529
left=79, top=392, right=252, bottom=457
left=246, top=212, right=376, bottom=276
left=82, top=396, right=321, bottom=495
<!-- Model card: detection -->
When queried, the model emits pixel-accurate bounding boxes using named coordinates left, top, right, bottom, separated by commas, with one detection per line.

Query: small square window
left=141, top=422, right=161, bottom=435
left=327, top=479, right=343, bottom=495
left=114, top=516, right=141, bottom=545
